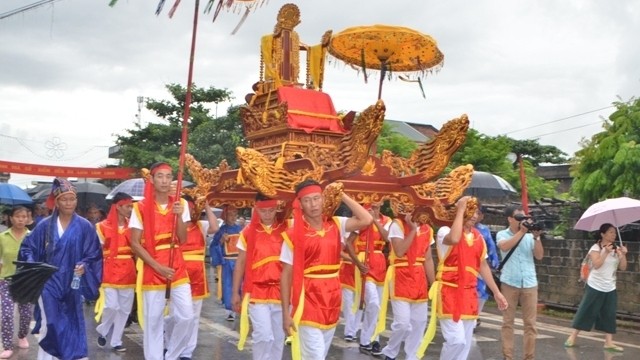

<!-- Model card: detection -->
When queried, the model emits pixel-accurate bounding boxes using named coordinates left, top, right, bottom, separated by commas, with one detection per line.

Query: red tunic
left=437, top=228, right=486, bottom=320
left=389, top=221, right=432, bottom=302
left=283, top=217, right=343, bottom=329
left=339, top=260, right=355, bottom=291
left=133, top=201, right=189, bottom=290
left=239, top=222, right=287, bottom=303
left=182, top=222, right=209, bottom=300
left=355, top=215, right=390, bottom=285
left=96, top=221, right=136, bottom=288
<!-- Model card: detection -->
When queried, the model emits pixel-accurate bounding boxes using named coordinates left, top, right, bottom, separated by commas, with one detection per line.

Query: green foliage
left=448, top=129, right=565, bottom=200
left=189, top=106, right=247, bottom=168
left=376, top=122, right=418, bottom=158
left=115, top=83, right=233, bottom=170
left=572, top=98, right=640, bottom=206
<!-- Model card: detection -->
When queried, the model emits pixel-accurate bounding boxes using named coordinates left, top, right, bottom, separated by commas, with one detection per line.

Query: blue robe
left=19, top=213, right=102, bottom=360
left=211, top=223, right=242, bottom=311
left=475, top=222, right=500, bottom=300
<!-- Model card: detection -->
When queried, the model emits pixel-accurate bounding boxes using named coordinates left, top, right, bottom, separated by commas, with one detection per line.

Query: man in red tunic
left=95, top=192, right=135, bottom=352
left=344, top=202, right=391, bottom=355
left=232, top=193, right=288, bottom=360
left=280, top=180, right=372, bottom=360
left=375, top=207, right=435, bottom=360
left=164, top=196, right=219, bottom=359
left=339, top=240, right=361, bottom=343
left=435, top=196, right=508, bottom=360
left=129, top=162, right=194, bottom=360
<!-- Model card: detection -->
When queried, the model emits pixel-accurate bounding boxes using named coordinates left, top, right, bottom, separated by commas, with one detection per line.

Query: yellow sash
left=237, top=292, right=251, bottom=351
left=416, top=281, right=441, bottom=358
left=93, top=286, right=106, bottom=322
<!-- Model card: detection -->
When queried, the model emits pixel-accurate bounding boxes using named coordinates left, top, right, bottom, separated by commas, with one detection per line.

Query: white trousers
left=165, top=298, right=203, bottom=358
left=341, top=288, right=362, bottom=338
left=143, top=284, right=194, bottom=360
left=381, top=300, right=429, bottom=360
left=298, top=325, right=336, bottom=360
left=249, top=303, right=285, bottom=360
left=439, top=318, right=476, bottom=360
left=96, top=287, right=135, bottom=347
left=359, top=281, right=383, bottom=345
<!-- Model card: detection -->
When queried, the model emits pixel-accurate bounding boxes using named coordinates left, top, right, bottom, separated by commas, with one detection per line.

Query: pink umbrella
left=573, top=197, right=640, bottom=245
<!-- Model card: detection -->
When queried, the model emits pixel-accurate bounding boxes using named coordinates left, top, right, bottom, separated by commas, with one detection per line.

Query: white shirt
left=280, top=216, right=349, bottom=265
left=129, top=200, right=191, bottom=230
left=587, top=243, right=619, bottom=292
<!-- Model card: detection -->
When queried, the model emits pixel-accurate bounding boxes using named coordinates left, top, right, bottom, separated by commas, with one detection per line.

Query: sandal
left=564, top=339, right=576, bottom=348
left=604, top=345, right=624, bottom=352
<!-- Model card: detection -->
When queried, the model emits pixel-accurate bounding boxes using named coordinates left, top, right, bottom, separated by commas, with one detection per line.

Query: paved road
left=3, top=268, right=638, bottom=359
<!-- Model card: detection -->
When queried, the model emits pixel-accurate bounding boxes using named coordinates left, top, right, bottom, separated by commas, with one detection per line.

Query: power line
left=529, top=120, right=604, bottom=139
left=502, top=105, right=615, bottom=135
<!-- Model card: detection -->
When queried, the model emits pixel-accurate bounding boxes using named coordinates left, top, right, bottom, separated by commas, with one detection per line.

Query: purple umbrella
left=573, top=197, right=640, bottom=246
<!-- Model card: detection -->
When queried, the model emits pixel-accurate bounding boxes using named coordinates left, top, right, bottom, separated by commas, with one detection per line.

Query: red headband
left=296, top=185, right=322, bottom=199
left=114, top=199, right=133, bottom=206
left=255, top=199, right=278, bottom=208
left=150, top=163, right=172, bottom=175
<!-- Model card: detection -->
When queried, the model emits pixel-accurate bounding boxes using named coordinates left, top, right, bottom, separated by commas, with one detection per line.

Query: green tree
left=115, top=83, right=233, bottom=170
left=189, top=105, right=247, bottom=168
left=572, top=98, right=640, bottom=205
left=376, top=122, right=418, bottom=157
left=448, top=129, right=566, bottom=200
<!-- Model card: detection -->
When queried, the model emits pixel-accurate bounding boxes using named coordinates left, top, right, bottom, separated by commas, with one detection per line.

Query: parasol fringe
left=168, top=0, right=181, bottom=18
left=360, top=48, right=368, bottom=84
left=155, top=0, right=166, bottom=16
left=230, top=6, right=251, bottom=35
left=417, top=77, right=426, bottom=99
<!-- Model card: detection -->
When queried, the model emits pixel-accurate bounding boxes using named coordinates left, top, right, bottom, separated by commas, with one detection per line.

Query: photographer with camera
left=496, top=206, right=544, bottom=360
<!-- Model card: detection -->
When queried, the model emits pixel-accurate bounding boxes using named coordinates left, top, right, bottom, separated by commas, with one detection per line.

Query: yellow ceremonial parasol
left=328, top=24, right=444, bottom=99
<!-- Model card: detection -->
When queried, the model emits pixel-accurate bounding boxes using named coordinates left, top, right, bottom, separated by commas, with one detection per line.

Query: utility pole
left=135, top=96, right=144, bottom=127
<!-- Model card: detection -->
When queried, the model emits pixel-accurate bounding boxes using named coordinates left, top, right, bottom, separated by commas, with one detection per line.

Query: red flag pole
left=167, top=0, right=200, bottom=301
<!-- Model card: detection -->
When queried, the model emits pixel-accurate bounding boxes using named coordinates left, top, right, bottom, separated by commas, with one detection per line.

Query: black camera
left=513, top=214, right=543, bottom=231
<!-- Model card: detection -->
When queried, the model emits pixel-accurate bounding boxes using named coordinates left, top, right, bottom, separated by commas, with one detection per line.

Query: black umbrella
left=463, top=171, right=518, bottom=199
left=6, top=261, right=58, bottom=304
left=32, top=182, right=110, bottom=211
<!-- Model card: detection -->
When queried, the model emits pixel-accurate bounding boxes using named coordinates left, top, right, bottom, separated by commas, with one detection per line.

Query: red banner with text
left=0, top=160, right=136, bottom=179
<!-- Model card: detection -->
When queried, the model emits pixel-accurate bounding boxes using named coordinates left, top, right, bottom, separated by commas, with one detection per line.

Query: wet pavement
left=2, top=266, right=638, bottom=359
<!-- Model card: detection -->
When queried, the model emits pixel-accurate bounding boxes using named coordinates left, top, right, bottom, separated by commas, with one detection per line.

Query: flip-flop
left=564, top=339, right=576, bottom=348
left=604, top=345, right=624, bottom=352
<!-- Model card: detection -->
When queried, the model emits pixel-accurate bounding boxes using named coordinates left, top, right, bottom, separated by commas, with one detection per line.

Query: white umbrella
left=573, top=197, right=640, bottom=246
left=106, top=178, right=194, bottom=201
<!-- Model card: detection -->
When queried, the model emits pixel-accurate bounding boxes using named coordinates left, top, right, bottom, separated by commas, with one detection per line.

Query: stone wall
left=536, top=231, right=640, bottom=317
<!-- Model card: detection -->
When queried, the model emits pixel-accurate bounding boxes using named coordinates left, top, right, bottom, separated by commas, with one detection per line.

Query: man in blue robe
left=475, top=206, right=500, bottom=328
left=19, top=178, right=102, bottom=360
left=210, top=205, right=242, bottom=321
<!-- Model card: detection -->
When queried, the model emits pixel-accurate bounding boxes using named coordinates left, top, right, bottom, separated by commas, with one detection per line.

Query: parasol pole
left=359, top=228, right=371, bottom=310
left=613, top=212, right=624, bottom=247
left=167, top=0, right=200, bottom=301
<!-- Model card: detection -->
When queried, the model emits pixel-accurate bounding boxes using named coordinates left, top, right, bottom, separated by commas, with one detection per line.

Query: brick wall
left=536, top=231, right=640, bottom=316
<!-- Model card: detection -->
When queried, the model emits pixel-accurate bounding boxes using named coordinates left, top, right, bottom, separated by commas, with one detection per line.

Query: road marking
left=479, top=312, right=640, bottom=350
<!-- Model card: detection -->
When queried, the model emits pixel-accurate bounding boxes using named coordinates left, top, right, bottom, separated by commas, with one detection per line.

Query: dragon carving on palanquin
left=306, top=100, right=386, bottom=173
left=235, top=147, right=324, bottom=197
left=381, top=114, right=469, bottom=183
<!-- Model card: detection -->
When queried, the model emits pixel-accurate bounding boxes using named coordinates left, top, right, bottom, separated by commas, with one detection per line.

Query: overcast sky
left=1, top=0, right=638, bottom=188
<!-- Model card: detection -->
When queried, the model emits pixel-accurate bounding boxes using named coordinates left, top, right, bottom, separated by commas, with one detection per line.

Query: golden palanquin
left=185, top=3, right=473, bottom=225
